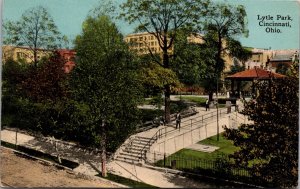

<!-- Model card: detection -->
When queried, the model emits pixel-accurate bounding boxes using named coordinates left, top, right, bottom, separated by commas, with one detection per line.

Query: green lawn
left=179, top=96, right=226, bottom=108
left=165, top=134, right=239, bottom=161
left=155, top=133, right=240, bottom=169
left=179, top=96, right=207, bottom=105
left=155, top=134, right=250, bottom=180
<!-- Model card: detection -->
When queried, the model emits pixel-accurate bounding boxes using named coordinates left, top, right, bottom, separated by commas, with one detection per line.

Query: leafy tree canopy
left=224, top=77, right=298, bottom=187
left=3, top=6, right=67, bottom=65
left=120, top=0, right=210, bottom=122
left=72, top=14, right=143, bottom=151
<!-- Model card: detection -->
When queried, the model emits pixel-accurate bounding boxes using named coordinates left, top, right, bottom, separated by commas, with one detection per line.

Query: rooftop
left=226, top=67, right=286, bottom=80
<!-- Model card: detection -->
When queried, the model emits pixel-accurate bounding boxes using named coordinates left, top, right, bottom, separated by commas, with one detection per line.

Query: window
left=16, top=52, right=26, bottom=59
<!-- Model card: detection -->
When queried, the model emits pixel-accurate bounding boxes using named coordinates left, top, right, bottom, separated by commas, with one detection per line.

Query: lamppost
left=216, top=74, right=220, bottom=141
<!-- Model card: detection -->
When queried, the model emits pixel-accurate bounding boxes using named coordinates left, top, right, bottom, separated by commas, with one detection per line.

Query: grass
left=179, top=96, right=207, bottom=105
left=197, top=134, right=240, bottom=157
left=155, top=134, right=252, bottom=183
left=96, top=173, right=158, bottom=188
left=155, top=133, right=241, bottom=170
left=179, top=96, right=227, bottom=108
left=159, top=134, right=239, bottom=162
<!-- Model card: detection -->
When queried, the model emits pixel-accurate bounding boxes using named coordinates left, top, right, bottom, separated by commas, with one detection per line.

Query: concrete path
left=0, top=106, right=249, bottom=188
left=1, top=129, right=218, bottom=188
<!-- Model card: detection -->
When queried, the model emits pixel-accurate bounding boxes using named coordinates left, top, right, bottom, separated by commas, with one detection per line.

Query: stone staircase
left=115, top=136, right=152, bottom=164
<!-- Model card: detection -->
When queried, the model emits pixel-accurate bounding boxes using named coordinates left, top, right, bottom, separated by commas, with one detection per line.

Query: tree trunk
left=209, top=92, right=213, bottom=101
left=162, top=41, right=171, bottom=123
left=164, top=85, right=171, bottom=123
left=33, top=49, right=38, bottom=67
left=101, top=120, right=107, bottom=177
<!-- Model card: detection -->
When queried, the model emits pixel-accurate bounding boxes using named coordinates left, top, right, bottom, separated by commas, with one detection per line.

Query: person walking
left=205, top=99, right=210, bottom=111
left=175, top=112, right=181, bottom=130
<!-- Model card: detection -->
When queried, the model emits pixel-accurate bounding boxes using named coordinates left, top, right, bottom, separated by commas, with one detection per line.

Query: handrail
left=139, top=131, right=159, bottom=161
left=138, top=108, right=229, bottom=162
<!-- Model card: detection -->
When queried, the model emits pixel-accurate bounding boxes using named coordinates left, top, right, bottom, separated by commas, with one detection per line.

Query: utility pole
left=216, top=75, right=220, bottom=141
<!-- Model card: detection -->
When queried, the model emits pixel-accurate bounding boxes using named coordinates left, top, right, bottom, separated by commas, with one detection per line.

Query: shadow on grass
left=95, top=173, right=158, bottom=188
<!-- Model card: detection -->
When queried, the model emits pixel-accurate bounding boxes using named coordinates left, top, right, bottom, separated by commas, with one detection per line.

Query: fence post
left=205, top=124, right=208, bottom=138
left=174, top=137, right=176, bottom=151
left=202, top=115, right=203, bottom=123
left=15, top=129, right=18, bottom=147
left=164, top=153, right=166, bottom=167
left=182, top=134, right=185, bottom=149
left=191, top=119, right=193, bottom=144
left=199, top=125, right=201, bottom=140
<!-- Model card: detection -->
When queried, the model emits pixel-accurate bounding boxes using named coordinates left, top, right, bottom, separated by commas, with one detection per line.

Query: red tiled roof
left=226, top=68, right=286, bottom=80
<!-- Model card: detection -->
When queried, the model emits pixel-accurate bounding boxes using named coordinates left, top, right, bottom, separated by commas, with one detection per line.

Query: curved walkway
left=0, top=106, right=249, bottom=188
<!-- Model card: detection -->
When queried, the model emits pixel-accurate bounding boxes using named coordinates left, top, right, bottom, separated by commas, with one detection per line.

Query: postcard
left=1, top=0, right=299, bottom=188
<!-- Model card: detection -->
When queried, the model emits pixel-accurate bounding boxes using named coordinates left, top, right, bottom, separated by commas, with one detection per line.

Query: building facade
left=245, top=48, right=298, bottom=72
left=2, top=45, right=52, bottom=64
left=124, top=32, right=233, bottom=71
left=2, top=45, right=76, bottom=73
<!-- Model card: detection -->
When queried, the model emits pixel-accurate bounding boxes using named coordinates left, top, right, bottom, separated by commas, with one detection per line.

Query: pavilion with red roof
left=225, top=67, right=286, bottom=98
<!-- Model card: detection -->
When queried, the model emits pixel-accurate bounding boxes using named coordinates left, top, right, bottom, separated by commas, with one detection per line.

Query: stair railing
left=138, top=108, right=229, bottom=162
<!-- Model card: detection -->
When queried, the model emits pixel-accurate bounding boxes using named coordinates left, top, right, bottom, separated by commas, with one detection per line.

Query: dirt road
left=1, top=147, right=122, bottom=188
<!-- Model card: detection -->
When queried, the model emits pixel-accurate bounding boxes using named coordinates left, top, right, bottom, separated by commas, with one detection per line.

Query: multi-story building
left=245, top=48, right=298, bottom=72
left=124, top=32, right=172, bottom=54
left=2, top=45, right=52, bottom=64
left=124, top=32, right=234, bottom=71
left=2, top=45, right=76, bottom=73
left=57, top=49, right=76, bottom=73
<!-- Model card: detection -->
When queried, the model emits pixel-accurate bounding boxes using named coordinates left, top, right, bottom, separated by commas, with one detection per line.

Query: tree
left=224, top=77, right=298, bottom=187
left=171, top=31, right=207, bottom=86
left=199, top=3, right=248, bottom=100
left=20, top=51, right=68, bottom=103
left=71, top=15, right=142, bottom=177
left=276, top=63, right=289, bottom=75
left=3, top=6, right=65, bottom=66
left=120, top=0, right=209, bottom=123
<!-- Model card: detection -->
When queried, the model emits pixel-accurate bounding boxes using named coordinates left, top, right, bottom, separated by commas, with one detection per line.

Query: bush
left=170, top=100, right=188, bottom=113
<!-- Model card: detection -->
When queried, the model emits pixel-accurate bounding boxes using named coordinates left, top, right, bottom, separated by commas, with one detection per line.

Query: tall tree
left=171, top=31, right=208, bottom=86
left=72, top=15, right=142, bottom=177
left=199, top=3, right=248, bottom=100
left=224, top=77, right=298, bottom=187
left=3, top=6, right=65, bottom=66
left=20, top=52, right=68, bottom=103
left=120, top=0, right=209, bottom=123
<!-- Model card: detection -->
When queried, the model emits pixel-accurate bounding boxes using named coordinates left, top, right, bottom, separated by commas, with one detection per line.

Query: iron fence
left=152, top=152, right=249, bottom=176
left=148, top=151, right=273, bottom=187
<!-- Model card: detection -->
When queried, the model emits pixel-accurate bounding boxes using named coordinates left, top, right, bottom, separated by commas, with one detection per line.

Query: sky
left=2, top=0, right=300, bottom=50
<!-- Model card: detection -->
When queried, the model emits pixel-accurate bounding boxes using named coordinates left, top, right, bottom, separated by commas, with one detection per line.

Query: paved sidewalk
left=0, top=107, right=249, bottom=188
left=1, top=129, right=218, bottom=188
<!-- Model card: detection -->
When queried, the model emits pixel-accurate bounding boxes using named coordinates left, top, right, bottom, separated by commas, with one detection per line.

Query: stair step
left=124, top=147, right=149, bottom=154
left=131, top=140, right=150, bottom=145
left=135, top=136, right=152, bottom=141
left=115, top=158, right=141, bottom=165
left=130, top=143, right=149, bottom=148
left=122, top=148, right=143, bottom=154
left=116, top=155, right=140, bottom=163
left=120, top=152, right=142, bottom=159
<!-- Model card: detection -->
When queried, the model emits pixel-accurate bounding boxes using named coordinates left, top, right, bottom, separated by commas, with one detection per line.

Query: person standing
left=175, top=112, right=181, bottom=130
left=205, top=99, right=210, bottom=111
